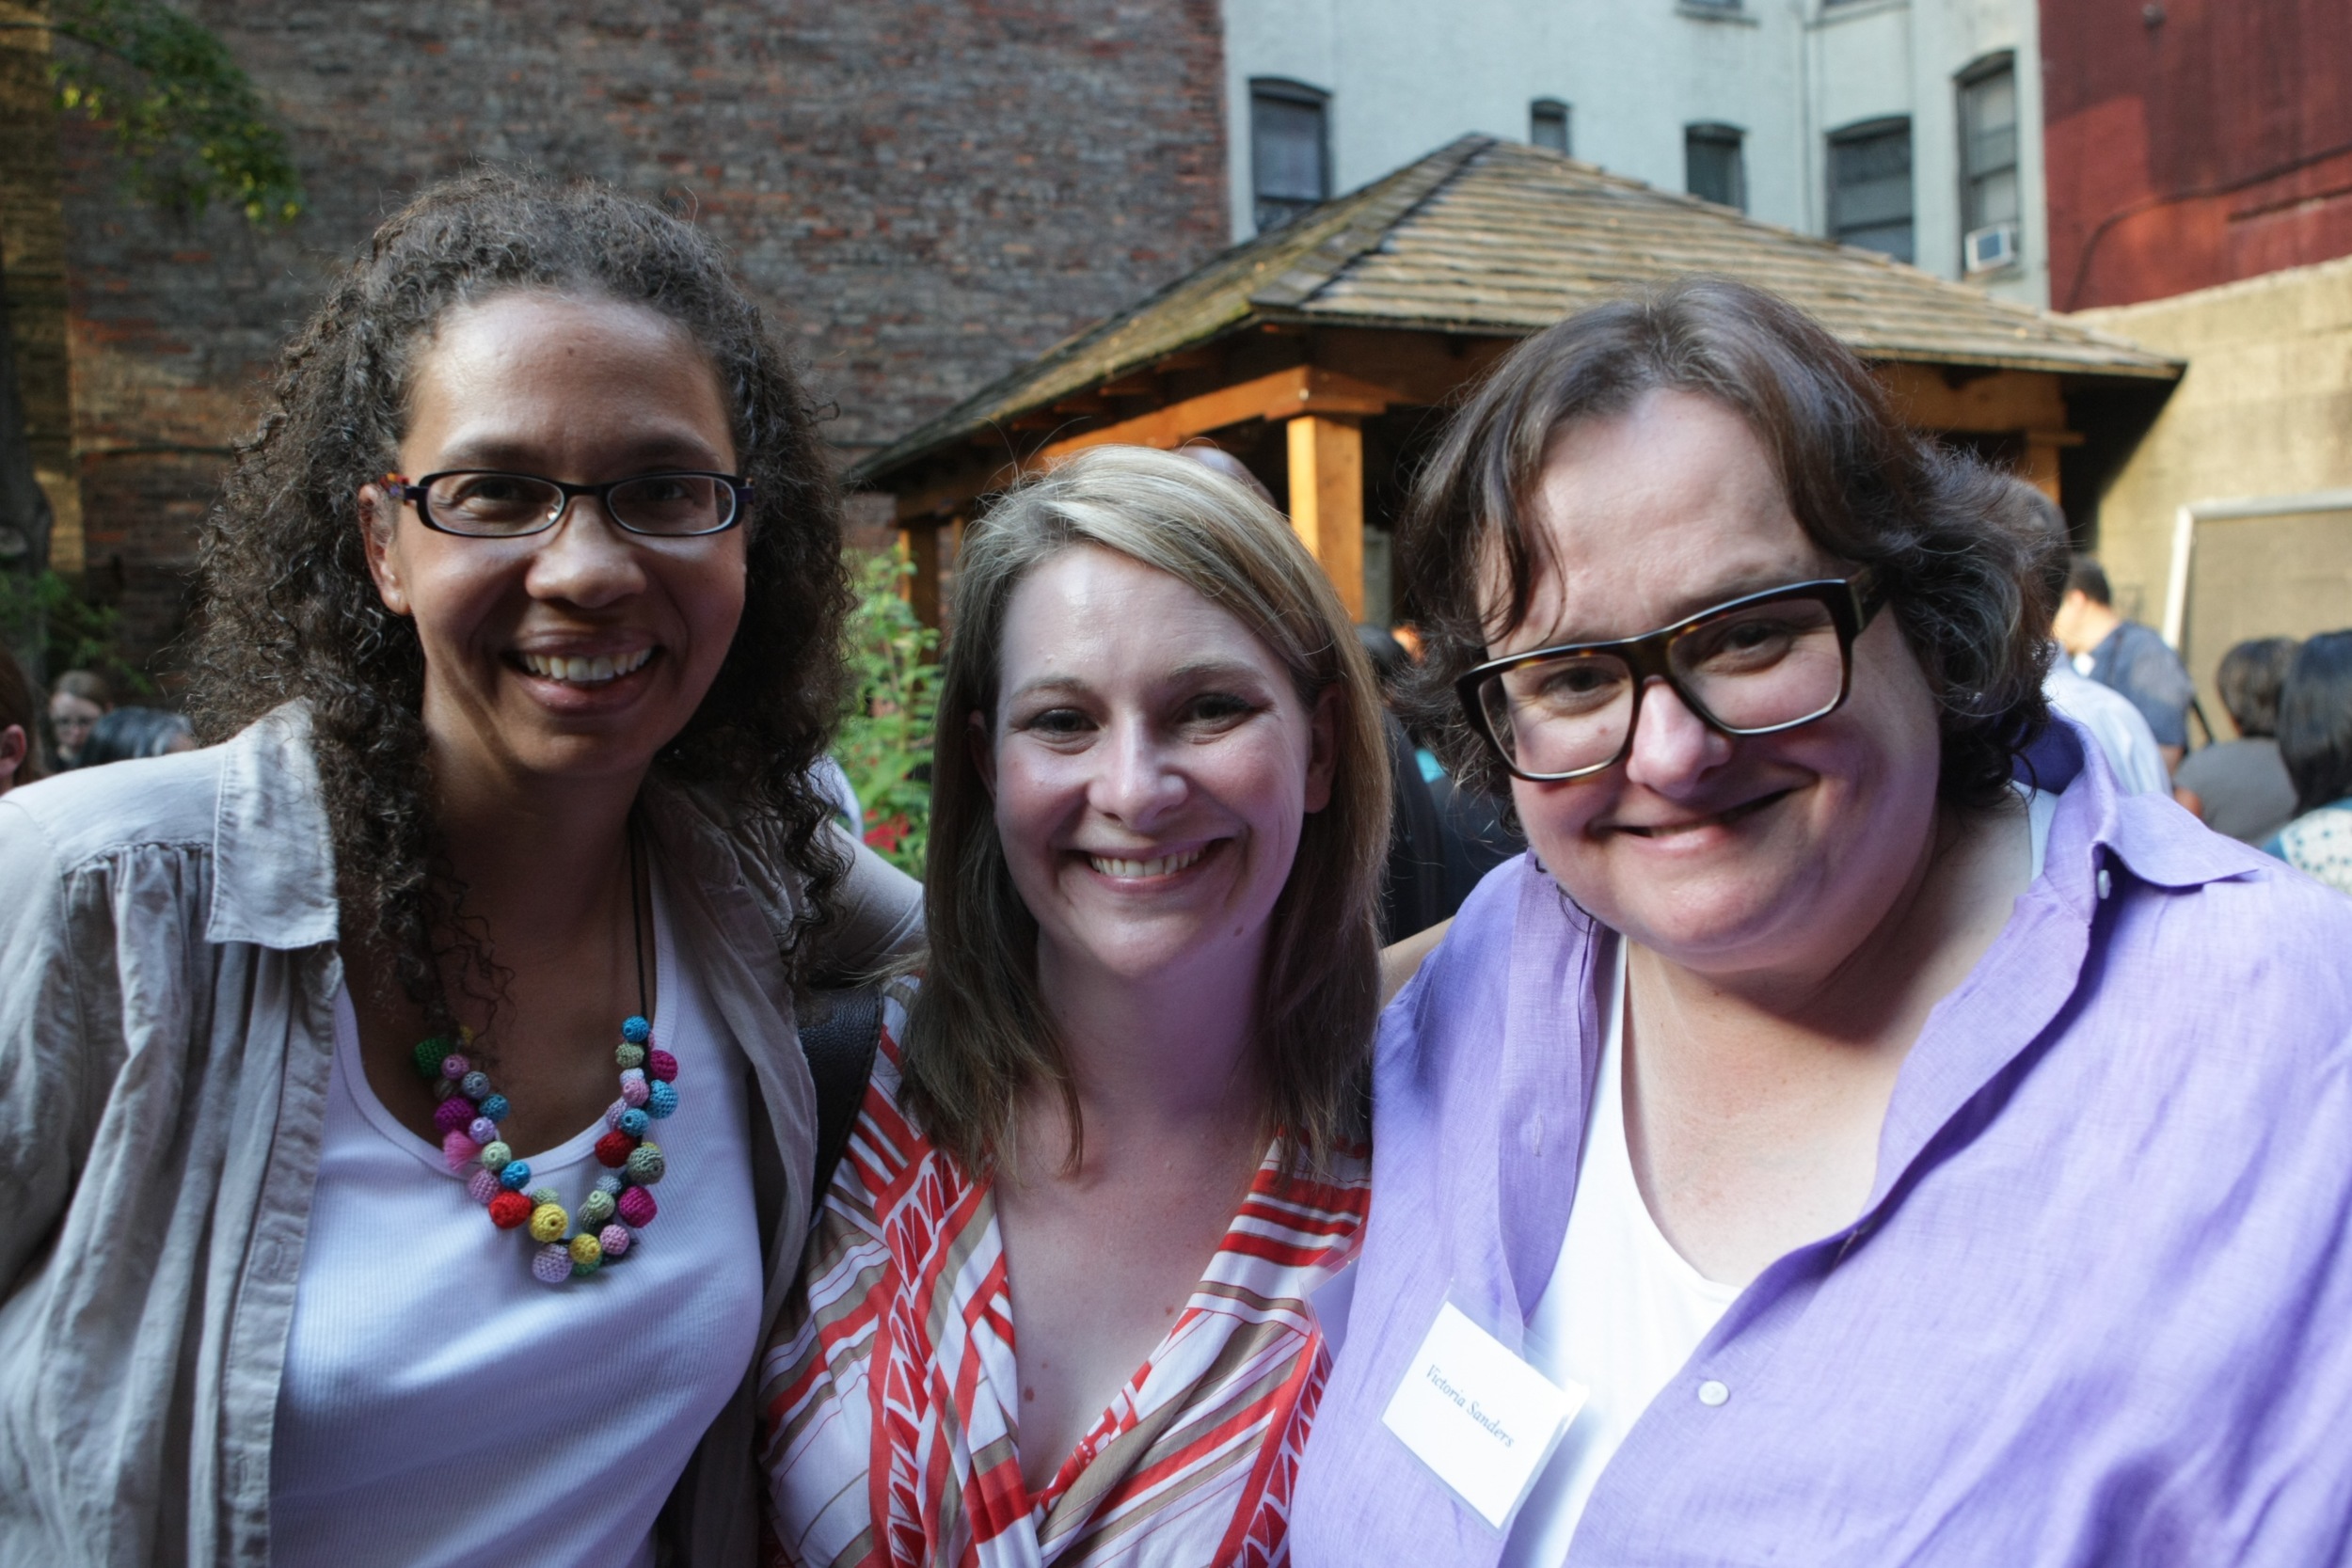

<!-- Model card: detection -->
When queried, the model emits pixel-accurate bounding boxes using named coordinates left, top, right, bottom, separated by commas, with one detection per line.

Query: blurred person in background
left=1359, top=622, right=1451, bottom=940
left=75, top=705, right=198, bottom=766
left=2263, top=630, right=2352, bottom=895
left=2052, top=555, right=2196, bottom=772
left=1294, top=278, right=2352, bottom=1566
left=44, top=668, right=109, bottom=769
left=0, top=646, right=43, bottom=794
left=763, top=446, right=1386, bottom=1565
left=2175, top=637, right=2299, bottom=843
left=2010, top=483, right=2167, bottom=795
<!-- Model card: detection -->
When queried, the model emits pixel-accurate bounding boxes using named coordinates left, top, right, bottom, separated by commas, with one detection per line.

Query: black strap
left=796, top=984, right=885, bottom=1218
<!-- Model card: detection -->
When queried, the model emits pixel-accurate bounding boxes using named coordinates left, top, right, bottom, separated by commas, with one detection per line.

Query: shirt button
left=1697, top=1380, right=1729, bottom=1407
left=2097, top=868, right=2113, bottom=900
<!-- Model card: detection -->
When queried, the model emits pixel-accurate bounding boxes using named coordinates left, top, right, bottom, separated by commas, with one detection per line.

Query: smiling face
left=358, top=292, right=746, bottom=797
left=1492, top=388, right=1945, bottom=979
left=980, top=546, right=1336, bottom=998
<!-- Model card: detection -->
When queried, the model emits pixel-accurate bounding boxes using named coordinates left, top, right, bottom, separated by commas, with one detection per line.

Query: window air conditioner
left=1963, top=222, right=2019, bottom=274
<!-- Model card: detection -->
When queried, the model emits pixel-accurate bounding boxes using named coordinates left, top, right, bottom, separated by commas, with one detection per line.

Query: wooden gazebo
left=852, top=135, right=2179, bottom=625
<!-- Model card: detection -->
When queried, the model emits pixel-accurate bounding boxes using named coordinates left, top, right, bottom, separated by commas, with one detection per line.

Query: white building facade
left=1220, top=0, right=2050, bottom=307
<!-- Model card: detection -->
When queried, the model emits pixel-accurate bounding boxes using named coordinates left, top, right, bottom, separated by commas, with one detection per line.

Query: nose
left=1619, top=676, right=1733, bottom=794
left=523, top=497, right=646, bottom=610
left=1089, top=714, right=1187, bottom=828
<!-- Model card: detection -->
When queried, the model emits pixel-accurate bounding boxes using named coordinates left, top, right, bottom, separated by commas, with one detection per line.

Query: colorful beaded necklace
left=409, top=830, right=677, bottom=1286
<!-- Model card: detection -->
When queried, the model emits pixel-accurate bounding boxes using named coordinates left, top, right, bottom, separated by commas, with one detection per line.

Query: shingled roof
left=851, top=135, right=2176, bottom=486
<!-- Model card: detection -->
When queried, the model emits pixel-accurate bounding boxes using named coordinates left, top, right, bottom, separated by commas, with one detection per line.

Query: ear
left=0, top=723, right=24, bottom=789
left=1303, top=685, right=1340, bottom=815
left=966, top=708, right=997, bottom=800
left=357, top=483, right=413, bottom=617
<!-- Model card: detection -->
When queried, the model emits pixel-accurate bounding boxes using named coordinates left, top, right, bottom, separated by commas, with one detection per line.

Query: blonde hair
left=900, top=444, right=1391, bottom=1174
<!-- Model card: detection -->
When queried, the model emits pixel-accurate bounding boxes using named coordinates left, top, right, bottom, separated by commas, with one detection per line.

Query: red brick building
left=2041, top=0, right=2352, bottom=311
left=4, top=1, right=1227, bottom=662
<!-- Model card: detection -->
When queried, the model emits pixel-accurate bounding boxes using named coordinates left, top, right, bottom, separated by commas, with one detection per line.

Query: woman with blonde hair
left=762, top=444, right=1390, bottom=1566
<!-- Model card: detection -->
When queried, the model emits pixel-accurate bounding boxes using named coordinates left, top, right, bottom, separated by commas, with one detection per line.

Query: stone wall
left=52, top=0, right=1229, bottom=665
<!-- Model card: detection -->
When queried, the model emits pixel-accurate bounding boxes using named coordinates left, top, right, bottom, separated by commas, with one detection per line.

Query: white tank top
left=271, top=867, right=763, bottom=1568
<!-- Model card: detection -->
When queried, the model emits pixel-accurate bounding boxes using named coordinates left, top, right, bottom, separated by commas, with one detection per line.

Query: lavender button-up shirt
left=1295, top=724, right=2352, bottom=1565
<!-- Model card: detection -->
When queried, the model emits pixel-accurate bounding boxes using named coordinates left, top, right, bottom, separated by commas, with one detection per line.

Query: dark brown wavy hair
left=1402, top=276, right=2053, bottom=814
left=188, top=169, right=850, bottom=1030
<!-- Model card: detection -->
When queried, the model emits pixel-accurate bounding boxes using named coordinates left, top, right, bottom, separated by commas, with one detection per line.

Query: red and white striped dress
left=759, top=991, right=1370, bottom=1568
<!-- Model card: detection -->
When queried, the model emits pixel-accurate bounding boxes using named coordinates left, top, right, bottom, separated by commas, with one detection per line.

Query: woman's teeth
left=1087, top=847, right=1208, bottom=879
left=518, top=648, right=653, bottom=685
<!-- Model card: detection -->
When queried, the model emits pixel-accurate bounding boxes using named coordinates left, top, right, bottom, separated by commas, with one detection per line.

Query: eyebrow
left=429, top=432, right=732, bottom=474
left=1004, top=657, right=1278, bottom=706
left=1526, top=569, right=1839, bottom=648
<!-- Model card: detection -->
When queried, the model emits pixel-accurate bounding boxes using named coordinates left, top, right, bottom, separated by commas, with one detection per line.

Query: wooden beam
left=1287, top=414, right=1364, bottom=621
left=1039, top=364, right=1396, bottom=463
left=899, top=519, right=943, bottom=628
left=1875, top=363, right=2068, bottom=434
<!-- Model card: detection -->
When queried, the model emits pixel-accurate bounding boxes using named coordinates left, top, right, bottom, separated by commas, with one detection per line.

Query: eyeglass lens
left=1480, top=595, right=1848, bottom=776
left=424, top=472, right=735, bottom=537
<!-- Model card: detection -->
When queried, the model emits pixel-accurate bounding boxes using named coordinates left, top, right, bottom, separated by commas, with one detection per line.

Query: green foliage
left=835, top=547, right=938, bottom=874
left=0, top=566, right=151, bottom=695
left=40, top=0, right=304, bottom=224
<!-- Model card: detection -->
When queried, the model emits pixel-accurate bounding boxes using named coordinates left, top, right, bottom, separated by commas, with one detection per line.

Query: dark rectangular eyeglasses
left=383, top=470, right=752, bottom=539
left=1455, top=573, right=1887, bottom=783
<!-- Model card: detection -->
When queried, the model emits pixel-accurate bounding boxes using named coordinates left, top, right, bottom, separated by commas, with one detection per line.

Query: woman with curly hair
left=1291, top=278, right=2352, bottom=1564
left=0, top=171, right=920, bottom=1567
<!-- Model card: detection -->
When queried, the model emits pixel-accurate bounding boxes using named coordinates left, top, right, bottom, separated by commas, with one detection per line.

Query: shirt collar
left=207, top=704, right=340, bottom=950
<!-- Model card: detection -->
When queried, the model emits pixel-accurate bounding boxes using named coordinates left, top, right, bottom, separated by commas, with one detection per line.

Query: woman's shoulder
left=2, top=742, right=227, bottom=873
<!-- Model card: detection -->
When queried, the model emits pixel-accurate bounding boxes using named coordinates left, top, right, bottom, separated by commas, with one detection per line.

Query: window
left=1251, top=79, right=1329, bottom=233
left=1827, top=117, right=1914, bottom=262
left=1958, top=55, right=2019, bottom=267
left=1685, top=123, right=1746, bottom=212
left=1531, top=98, right=1571, bottom=154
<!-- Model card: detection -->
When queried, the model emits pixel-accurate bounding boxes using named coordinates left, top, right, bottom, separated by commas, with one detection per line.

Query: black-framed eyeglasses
left=1456, top=573, right=1887, bottom=784
left=383, top=469, right=752, bottom=539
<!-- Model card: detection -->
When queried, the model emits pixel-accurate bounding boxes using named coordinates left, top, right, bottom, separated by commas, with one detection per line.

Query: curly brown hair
left=188, top=169, right=851, bottom=1030
left=1401, top=276, right=2054, bottom=814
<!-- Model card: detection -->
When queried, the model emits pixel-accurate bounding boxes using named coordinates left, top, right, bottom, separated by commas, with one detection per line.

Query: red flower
left=865, top=814, right=909, bottom=853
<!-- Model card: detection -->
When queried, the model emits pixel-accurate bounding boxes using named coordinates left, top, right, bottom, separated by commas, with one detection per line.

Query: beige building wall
left=2071, top=255, right=2352, bottom=722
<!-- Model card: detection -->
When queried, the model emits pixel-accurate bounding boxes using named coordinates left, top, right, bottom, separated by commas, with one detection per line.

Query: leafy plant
left=834, top=546, right=938, bottom=874
left=9, top=0, right=305, bottom=223
left=0, top=566, right=151, bottom=695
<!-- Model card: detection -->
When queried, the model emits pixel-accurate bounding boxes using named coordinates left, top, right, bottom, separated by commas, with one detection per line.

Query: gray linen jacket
left=0, top=705, right=923, bottom=1567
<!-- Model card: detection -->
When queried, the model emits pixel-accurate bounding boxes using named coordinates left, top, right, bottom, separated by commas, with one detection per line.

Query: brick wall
left=55, top=0, right=1229, bottom=665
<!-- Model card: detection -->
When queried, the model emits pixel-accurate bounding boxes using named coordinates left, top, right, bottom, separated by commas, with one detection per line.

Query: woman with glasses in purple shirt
left=1291, top=278, right=2352, bottom=1566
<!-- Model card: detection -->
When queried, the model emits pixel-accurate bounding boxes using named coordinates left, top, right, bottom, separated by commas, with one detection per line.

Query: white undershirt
left=272, top=866, right=763, bottom=1568
left=1502, top=788, right=2058, bottom=1562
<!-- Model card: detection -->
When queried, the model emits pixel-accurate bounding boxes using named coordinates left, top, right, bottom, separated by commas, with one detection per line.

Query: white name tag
left=1380, top=1301, right=1586, bottom=1530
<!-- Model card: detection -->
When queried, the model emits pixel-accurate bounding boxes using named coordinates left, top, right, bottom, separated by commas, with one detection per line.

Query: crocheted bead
left=440, top=1130, right=479, bottom=1171
left=487, top=1191, right=532, bottom=1229
left=645, top=1050, right=678, bottom=1084
left=614, top=1042, right=645, bottom=1071
left=594, top=1132, right=635, bottom=1168
left=597, top=1223, right=631, bottom=1259
left=467, top=1168, right=502, bottom=1206
left=618, top=1069, right=650, bottom=1109
left=646, top=1080, right=678, bottom=1119
left=580, top=1189, right=616, bottom=1227
left=625, top=1142, right=666, bottom=1186
left=622, top=1015, right=652, bottom=1045
left=499, top=1159, right=532, bottom=1191
left=603, top=1098, right=627, bottom=1131
left=469, top=1117, right=499, bottom=1146
left=528, top=1202, right=568, bottom=1243
left=528, top=1186, right=561, bottom=1207
left=616, top=1186, right=658, bottom=1227
left=432, top=1097, right=475, bottom=1135
left=439, top=1053, right=470, bottom=1081
left=567, top=1232, right=603, bottom=1269
left=480, top=1141, right=512, bottom=1172
left=410, top=1037, right=454, bottom=1079
left=459, top=1070, right=491, bottom=1101
left=595, top=1172, right=624, bottom=1196
left=479, top=1094, right=511, bottom=1123
left=432, top=1078, right=458, bottom=1102
left=618, top=1107, right=649, bottom=1138
left=532, top=1243, right=572, bottom=1285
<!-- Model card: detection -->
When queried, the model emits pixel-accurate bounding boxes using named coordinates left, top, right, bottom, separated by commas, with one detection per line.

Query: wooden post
left=2023, top=432, right=2066, bottom=503
left=899, top=520, right=942, bottom=628
left=1285, top=413, right=1365, bottom=621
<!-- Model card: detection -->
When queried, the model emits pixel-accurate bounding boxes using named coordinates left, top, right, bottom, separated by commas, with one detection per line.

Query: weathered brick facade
left=47, top=0, right=1228, bottom=663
